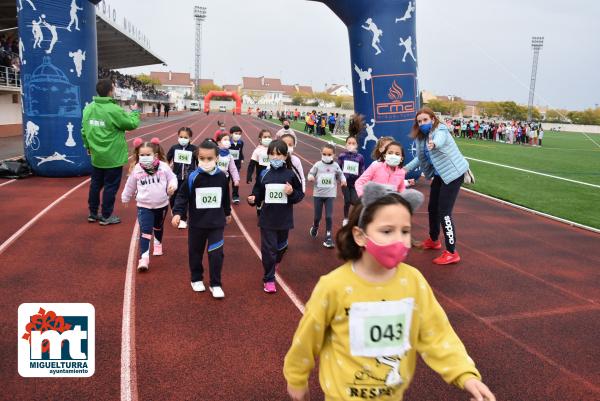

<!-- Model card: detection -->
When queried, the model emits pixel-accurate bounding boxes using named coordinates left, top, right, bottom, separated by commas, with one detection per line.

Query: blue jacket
left=253, top=167, right=304, bottom=230
left=404, top=124, right=469, bottom=184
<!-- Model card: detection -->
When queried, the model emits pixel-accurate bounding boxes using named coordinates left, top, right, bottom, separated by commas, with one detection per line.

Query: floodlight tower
left=527, top=36, right=544, bottom=121
left=194, top=5, right=207, bottom=99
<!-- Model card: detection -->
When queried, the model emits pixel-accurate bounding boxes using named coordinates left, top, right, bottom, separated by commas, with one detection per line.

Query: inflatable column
left=313, top=0, right=420, bottom=175
left=18, top=0, right=97, bottom=177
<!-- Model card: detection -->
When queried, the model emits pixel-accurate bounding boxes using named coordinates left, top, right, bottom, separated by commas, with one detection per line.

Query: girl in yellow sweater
left=283, top=182, right=495, bottom=401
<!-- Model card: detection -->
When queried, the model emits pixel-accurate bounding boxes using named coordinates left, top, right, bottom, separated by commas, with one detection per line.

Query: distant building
left=150, top=71, right=194, bottom=109
left=326, top=84, right=353, bottom=97
left=239, top=76, right=313, bottom=105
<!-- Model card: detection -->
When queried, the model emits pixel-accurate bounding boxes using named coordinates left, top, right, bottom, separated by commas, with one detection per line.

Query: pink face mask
left=363, top=234, right=409, bottom=269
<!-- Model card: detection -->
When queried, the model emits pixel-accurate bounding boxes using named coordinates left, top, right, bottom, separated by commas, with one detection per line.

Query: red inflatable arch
left=203, top=90, right=242, bottom=114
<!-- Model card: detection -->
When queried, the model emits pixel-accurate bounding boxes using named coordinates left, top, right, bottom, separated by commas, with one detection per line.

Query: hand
left=284, top=182, right=293, bottom=195
left=341, top=181, right=347, bottom=187
left=247, top=178, right=252, bottom=184
left=307, top=175, right=315, bottom=182
left=130, top=103, right=139, bottom=111
left=464, top=379, right=495, bottom=401
left=226, top=215, right=232, bottom=225
left=167, top=184, right=177, bottom=196
left=427, top=137, right=435, bottom=151
left=408, top=179, right=416, bottom=186
left=171, top=215, right=181, bottom=228
left=287, top=385, right=310, bottom=401
left=247, top=195, right=256, bottom=205
left=234, top=181, right=240, bottom=187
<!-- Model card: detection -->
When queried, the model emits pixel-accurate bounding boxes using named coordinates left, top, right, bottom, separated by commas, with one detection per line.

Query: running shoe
left=153, top=243, right=163, bottom=256
left=264, top=281, right=277, bottom=293
left=99, top=215, right=121, bottom=226
left=191, top=281, right=206, bottom=292
left=87, top=213, right=100, bottom=223
left=309, top=226, right=318, bottom=238
left=323, top=237, right=335, bottom=249
left=232, top=195, right=240, bottom=204
left=178, top=220, right=188, bottom=229
left=137, top=257, right=149, bottom=273
left=432, top=250, right=461, bottom=265
left=422, top=237, right=442, bottom=250
left=209, top=286, right=225, bottom=299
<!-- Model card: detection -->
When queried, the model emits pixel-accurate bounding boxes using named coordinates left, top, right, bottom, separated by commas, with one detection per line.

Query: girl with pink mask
left=284, top=182, right=495, bottom=401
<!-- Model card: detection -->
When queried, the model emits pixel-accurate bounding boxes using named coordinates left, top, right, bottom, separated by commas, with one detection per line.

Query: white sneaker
left=191, top=281, right=206, bottom=292
left=209, top=286, right=225, bottom=298
left=178, top=220, right=188, bottom=229
left=342, top=218, right=349, bottom=227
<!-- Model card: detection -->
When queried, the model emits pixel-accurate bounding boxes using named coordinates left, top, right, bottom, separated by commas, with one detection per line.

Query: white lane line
left=230, top=208, right=306, bottom=314
left=121, top=221, right=139, bottom=401
left=465, top=157, right=600, bottom=189
left=582, top=132, right=600, bottom=148
left=0, top=179, right=15, bottom=187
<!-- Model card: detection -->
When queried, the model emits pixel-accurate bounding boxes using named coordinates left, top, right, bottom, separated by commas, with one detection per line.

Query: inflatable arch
left=203, top=91, right=242, bottom=115
left=18, top=0, right=418, bottom=177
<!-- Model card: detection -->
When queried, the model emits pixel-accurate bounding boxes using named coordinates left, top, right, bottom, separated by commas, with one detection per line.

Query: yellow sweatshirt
left=283, top=262, right=481, bottom=401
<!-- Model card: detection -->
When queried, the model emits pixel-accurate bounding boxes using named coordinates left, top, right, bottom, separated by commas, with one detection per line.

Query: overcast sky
left=115, top=0, right=600, bottom=111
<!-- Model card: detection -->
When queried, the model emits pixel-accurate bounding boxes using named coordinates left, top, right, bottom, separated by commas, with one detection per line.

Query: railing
left=0, top=66, right=20, bottom=89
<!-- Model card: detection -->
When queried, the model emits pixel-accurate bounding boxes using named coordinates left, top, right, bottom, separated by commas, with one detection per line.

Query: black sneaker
left=87, top=213, right=100, bottom=223
left=232, top=195, right=240, bottom=204
left=99, top=215, right=121, bottom=226
left=323, top=237, right=335, bottom=249
left=309, top=226, right=318, bottom=238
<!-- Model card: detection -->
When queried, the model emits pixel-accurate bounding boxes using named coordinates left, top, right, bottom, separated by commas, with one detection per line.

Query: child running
left=280, top=133, right=306, bottom=192
left=247, top=129, right=273, bottom=216
left=215, top=132, right=241, bottom=204
left=229, top=125, right=245, bottom=203
left=247, top=139, right=304, bottom=293
left=166, top=127, right=198, bottom=229
left=308, top=144, right=347, bottom=248
left=213, top=120, right=226, bottom=141
left=283, top=182, right=496, bottom=401
left=172, top=139, right=231, bottom=299
left=122, top=137, right=177, bottom=272
left=355, top=141, right=415, bottom=196
left=337, top=115, right=366, bottom=226
left=371, top=135, right=394, bottom=163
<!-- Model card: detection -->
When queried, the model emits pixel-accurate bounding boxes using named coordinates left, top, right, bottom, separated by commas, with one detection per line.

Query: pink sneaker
left=137, top=257, right=149, bottom=272
left=153, top=243, right=163, bottom=256
left=263, top=281, right=277, bottom=293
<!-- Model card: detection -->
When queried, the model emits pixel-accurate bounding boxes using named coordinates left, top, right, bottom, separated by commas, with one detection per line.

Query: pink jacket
left=121, top=161, right=178, bottom=209
left=355, top=161, right=406, bottom=196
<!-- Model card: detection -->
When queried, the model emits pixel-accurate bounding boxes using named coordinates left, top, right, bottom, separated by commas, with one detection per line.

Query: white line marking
left=230, top=208, right=306, bottom=314
left=582, top=132, right=600, bottom=148
left=0, top=179, right=15, bottom=187
left=0, top=178, right=90, bottom=255
left=461, top=187, right=600, bottom=234
left=465, top=157, right=600, bottom=189
left=121, top=221, right=139, bottom=401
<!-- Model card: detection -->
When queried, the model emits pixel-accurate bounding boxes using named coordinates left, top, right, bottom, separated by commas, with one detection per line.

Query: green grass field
left=266, top=118, right=600, bottom=229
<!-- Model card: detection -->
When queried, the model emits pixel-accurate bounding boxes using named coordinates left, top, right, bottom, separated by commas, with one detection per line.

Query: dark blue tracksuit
left=167, top=143, right=198, bottom=221
left=173, top=167, right=231, bottom=287
left=252, top=166, right=304, bottom=283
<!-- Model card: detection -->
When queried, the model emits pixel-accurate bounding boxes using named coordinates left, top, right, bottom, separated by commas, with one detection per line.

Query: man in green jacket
left=82, top=79, right=140, bottom=225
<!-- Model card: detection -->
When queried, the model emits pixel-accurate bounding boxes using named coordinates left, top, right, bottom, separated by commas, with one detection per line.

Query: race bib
left=343, top=160, right=359, bottom=175
left=217, top=156, right=230, bottom=172
left=195, top=187, right=222, bottom=209
left=317, top=173, right=335, bottom=188
left=265, top=183, right=287, bottom=204
left=349, top=299, right=414, bottom=357
left=230, top=149, right=240, bottom=160
left=174, top=149, right=193, bottom=165
left=258, top=154, right=270, bottom=167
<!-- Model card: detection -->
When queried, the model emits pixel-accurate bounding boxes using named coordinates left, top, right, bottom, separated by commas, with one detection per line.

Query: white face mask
left=262, top=138, right=272, bottom=147
left=287, top=146, right=294, bottom=154
left=178, top=137, right=190, bottom=147
left=385, top=154, right=402, bottom=167
left=232, top=134, right=242, bottom=142
left=139, top=155, right=154, bottom=166
left=199, top=160, right=216, bottom=172
left=322, top=155, right=334, bottom=164
left=346, top=144, right=357, bottom=152
left=221, top=140, right=231, bottom=149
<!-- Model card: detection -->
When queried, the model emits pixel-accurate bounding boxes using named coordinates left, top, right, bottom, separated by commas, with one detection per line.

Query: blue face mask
left=420, top=122, right=433, bottom=134
left=270, top=159, right=285, bottom=169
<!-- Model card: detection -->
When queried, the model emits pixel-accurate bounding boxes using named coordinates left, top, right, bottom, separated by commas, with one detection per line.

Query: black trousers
left=88, top=166, right=123, bottom=218
left=188, top=227, right=224, bottom=287
left=260, top=228, right=289, bottom=283
left=341, top=185, right=359, bottom=218
left=428, top=175, right=464, bottom=253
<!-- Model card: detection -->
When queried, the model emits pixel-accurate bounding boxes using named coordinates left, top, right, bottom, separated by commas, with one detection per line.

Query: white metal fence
left=0, top=66, right=20, bottom=89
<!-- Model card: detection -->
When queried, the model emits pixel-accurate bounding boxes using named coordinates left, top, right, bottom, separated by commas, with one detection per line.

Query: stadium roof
left=0, top=1, right=165, bottom=69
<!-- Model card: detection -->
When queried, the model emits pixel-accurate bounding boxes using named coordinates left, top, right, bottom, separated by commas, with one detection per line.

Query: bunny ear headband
left=357, top=182, right=424, bottom=228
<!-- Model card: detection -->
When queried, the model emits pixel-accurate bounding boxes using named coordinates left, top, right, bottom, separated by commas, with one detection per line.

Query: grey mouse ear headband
left=357, top=182, right=424, bottom=228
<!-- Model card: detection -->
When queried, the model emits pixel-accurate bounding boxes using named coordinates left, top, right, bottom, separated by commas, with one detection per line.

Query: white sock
left=141, top=250, right=149, bottom=259
left=153, top=239, right=161, bottom=246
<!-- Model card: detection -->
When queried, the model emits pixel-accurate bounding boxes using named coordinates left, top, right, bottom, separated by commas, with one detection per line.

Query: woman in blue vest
left=404, top=108, right=469, bottom=265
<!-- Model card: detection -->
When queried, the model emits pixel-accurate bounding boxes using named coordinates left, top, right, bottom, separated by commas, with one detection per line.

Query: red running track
left=0, top=114, right=599, bottom=401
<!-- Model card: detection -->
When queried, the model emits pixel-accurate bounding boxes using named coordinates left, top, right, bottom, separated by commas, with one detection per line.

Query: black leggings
left=428, top=175, right=464, bottom=253
left=341, top=185, right=359, bottom=218
left=313, top=197, right=334, bottom=233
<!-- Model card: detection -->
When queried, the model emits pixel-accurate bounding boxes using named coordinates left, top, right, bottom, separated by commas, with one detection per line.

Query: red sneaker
left=422, top=238, right=442, bottom=250
left=433, top=250, right=461, bottom=265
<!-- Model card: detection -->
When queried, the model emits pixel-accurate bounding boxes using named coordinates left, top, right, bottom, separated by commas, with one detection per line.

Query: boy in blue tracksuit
left=247, top=140, right=304, bottom=294
left=228, top=126, right=245, bottom=203
left=172, top=139, right=231, bottom=299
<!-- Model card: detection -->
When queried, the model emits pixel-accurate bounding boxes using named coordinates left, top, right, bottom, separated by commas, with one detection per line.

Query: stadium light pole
left=527, top=36, right=544, bottom=121
left=194, top=5, right=207, bottom=100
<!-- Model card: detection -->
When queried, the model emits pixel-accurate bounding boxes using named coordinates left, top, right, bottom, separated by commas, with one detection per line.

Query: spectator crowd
left=447, top=119, right=545, bottom=146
